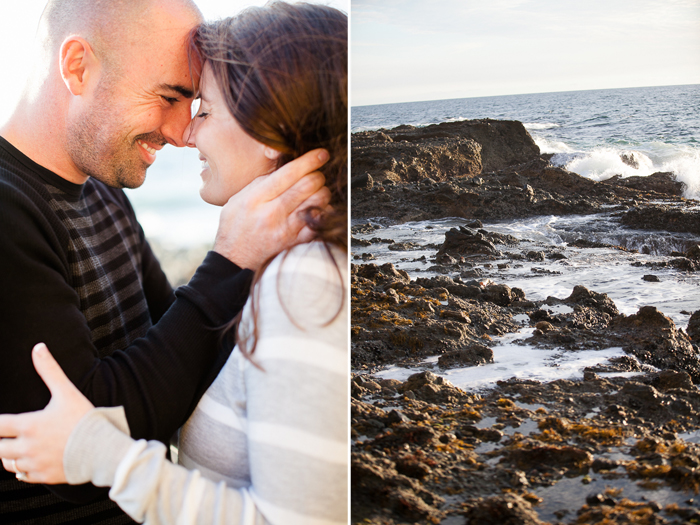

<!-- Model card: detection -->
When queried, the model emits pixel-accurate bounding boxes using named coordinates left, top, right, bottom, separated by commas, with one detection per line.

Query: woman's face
left=184, top=64, right=278, bottom=206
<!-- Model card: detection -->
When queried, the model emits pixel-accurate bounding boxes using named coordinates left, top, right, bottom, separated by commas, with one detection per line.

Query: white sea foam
left=524, top=122, right=560, bottom=130
left=354, top=86, right=700, bottom=391
left=561, top=147, right=654, bottom=181
left=375, top=329, right=630, bottom=392
left=533, top=136, right=574, bottom=155
left=443, top=116, right=469, bottom=123
left=541, top=143, right=700, bottom=200
left=660, top=146, right=700, bottom=200
left=350, top=125, right=380, bottom=133
left=355, top=212, right=700, bottom=391
left=354, top=86, right=700, bottom=198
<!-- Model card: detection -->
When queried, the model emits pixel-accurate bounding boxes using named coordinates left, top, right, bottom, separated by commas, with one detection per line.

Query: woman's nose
left=183, top=119, right=197, bottom=148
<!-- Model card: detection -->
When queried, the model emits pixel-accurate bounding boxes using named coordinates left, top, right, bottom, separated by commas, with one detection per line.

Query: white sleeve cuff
left=63, top=406, right=135, bottom=487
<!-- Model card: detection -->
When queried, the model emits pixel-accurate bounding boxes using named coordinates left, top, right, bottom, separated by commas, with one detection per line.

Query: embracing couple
left=0, top=0, right=347, bottom=524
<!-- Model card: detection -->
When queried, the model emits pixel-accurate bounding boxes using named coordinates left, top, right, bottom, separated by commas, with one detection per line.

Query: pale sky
left=352, top=0, right=700, bottom=106
left=0, top=0, right=348, bottom=123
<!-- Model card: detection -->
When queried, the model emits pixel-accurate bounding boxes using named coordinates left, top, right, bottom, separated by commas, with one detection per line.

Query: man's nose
left=182, top=117, right=197, bottom=148
left=161, top=102, right=194, bottom=148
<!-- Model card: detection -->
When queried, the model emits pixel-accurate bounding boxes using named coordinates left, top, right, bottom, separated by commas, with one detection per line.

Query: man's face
left=66, top=5, right=200, bottom=189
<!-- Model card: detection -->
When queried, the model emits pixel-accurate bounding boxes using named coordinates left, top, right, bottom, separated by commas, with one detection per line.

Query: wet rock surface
left=351, top=238, right=700, bottom=523
left=352, top=261, right=522, bottom=371
left=352, top=367, right=700, bottom=524
left=351, top=119, right=700, bottom=524
left=352, top=123, right=696, bottom=228
left=620, top=206, right=700, bottom=235
left=352, top=257, right=700, bottom=380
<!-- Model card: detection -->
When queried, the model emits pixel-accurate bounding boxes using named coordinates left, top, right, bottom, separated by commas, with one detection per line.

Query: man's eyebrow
left=160, top=83, right=195, bottom=99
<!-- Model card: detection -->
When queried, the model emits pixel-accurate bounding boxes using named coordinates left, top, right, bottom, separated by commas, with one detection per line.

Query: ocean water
left=352, top=85, right=700, bottom=389
left=352, top=84, right=700, bottom=199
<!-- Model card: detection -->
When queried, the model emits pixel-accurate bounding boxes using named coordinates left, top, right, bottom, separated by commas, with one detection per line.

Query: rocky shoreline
left=352, top=120, right=694, bottom=226
left=351, top=120, right=700, bottom=524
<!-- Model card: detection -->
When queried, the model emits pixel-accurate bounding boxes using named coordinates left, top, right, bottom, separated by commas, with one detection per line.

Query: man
left=0, top=0, right=330, bottom=523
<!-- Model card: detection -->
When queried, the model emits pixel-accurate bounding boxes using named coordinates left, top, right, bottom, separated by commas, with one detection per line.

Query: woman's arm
left=66, top=408, right=259, bottom=525
left=0, top=344, right=275, bottom=524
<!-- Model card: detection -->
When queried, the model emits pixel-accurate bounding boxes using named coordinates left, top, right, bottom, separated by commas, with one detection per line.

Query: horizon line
left=351, top=82, right=700, bottom=109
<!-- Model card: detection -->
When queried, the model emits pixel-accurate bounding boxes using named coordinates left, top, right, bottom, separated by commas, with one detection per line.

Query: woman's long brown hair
left=189, top=1, right=347, bottom=359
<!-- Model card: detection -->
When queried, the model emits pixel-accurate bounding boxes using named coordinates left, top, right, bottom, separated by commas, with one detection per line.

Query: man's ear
left=59, top=37, right=98, bottom=96
left=264, top=146, right=282, bottom=161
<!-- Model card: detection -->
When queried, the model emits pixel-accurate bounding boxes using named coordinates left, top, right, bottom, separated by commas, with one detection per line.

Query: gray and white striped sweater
left=64, top=242, right=348, bottom=524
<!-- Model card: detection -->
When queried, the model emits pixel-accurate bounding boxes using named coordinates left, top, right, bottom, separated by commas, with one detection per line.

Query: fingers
left=273, top=171, right=327, bottom=217
left=2, top=457, right=37, bottom=484
left=1, top=457, right=17, bottom=477
left=296, top=185, right=332, bottom=214
left=1, top=455, right=20, bottom=470
left=296, top=225, right=316, bottom=245
left=31, top=343, right=71, bottom=398
left=0, top=433, right=21, bottom=458
left=285, top=186, right=332, bottom=235
left=0, top=415, right=19, bottom=440
left=263, top=149, right=329, bottom=198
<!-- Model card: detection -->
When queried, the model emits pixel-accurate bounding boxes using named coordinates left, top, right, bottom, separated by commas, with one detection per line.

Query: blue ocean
left=352, top=84, right=700, bottom=199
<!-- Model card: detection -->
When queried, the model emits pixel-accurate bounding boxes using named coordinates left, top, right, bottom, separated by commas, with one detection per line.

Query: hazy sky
left=0, top=0, right=348, bottom=123
left=352, top=0, right=700, bottom=106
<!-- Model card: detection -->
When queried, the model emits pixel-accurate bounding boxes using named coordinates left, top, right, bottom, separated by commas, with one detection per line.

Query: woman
left=0, top=2, right=347, bottom=524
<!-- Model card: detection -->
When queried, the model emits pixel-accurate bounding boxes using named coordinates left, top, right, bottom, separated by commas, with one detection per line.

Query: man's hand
left=213, top=149, right=332, bottom=270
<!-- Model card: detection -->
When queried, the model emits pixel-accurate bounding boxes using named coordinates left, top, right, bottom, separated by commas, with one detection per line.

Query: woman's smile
left=184, top=64, right=278, bottom=207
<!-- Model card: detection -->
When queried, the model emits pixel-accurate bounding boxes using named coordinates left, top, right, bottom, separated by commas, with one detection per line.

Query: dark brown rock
left=352, top=119, right=540, bottom=185
left=355, top=262, right=410, bottom=283
left=463, top=494, right=546, bottom=525
left=351, top=236, right=372, bottom=247
left=610, top=306, right=700, bottom=382
left=351, top=452, right=443, bottom=523
left=437, top=344, right=494, bottom=368
left=371, top=423, right=439, bottom=448
left=652, top=370, right=694, bottom=391
left=619, top=151, right=641, bottom=169
left=351, top=172, right=374, bottom=190
left=437, top=226, right=500, bottom=256
left=603, top=171, right=687, bottom=196
left=620, top=205, right=700, bottom=235
left=506, top=444, right=593, bottom=472
left=688, top=310, right=700, bottom=342
left=564, top=285, right=620, bottom=317
left=482, top=283, right=515, bottom=306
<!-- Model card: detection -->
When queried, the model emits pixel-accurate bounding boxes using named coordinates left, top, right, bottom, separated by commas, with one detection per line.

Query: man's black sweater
left=0, top=137, right=252, bottom=523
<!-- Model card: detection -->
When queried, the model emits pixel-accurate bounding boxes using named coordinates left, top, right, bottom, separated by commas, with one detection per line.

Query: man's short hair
left=38, top=0, right=201, bottom=71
